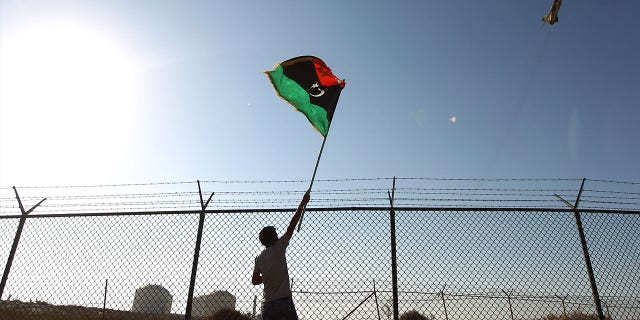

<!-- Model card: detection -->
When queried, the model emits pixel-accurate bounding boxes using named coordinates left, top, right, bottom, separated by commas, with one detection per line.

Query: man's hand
left=284, top=191, right=311, bottom=240
left=301, top=190, right=310, bottom=206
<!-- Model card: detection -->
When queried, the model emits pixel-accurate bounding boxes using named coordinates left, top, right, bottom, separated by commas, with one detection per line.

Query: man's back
left=252, top=191, right=309, bottom=320
left=254, top=237, right=291, bottom=301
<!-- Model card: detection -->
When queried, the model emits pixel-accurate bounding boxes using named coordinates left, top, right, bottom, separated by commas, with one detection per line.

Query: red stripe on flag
left=313, top=58, right=345, bottom=88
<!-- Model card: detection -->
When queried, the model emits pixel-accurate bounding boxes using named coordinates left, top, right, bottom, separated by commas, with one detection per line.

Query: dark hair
left=259, top=226, right=277, bottom=247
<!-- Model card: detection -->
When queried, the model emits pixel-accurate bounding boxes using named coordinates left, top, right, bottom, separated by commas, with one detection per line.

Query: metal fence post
left=185, top=180, right=214, bottom=320
left=341, top=292, right=375, bottom=320
left=440, top=286, right=449, bottom=320
left=556, top=294, right=569, bottom=319
left=387, top=177, right=399, bottom=320
left=373, top=281, right=382, bottom=320
left=252, top=295, right=257, bottom=318
left=0, top=187, right=45, bottom=299
left=503, top=289, right=514, bottom=320
left=555, top=178, right=605, bottom=320
left=102, top=279, right=108, bottom=320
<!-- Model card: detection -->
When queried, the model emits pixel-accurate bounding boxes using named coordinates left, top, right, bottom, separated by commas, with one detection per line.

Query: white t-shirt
left=254, top=237, right=292, bottom=301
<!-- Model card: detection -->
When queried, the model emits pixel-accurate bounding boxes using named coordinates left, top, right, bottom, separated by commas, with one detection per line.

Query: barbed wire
left=2, top=191, right=638, bottom=204
left=3, top=177, right=623, bottom=190
left=292, top=289, right=639, bottom=308
left=1, top=178, right=638, bottom=214
left=585, top=178, right=640, bottom=185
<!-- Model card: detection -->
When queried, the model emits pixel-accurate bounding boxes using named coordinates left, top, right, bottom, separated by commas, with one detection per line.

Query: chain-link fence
left=0, top=178, right=638, bottom=320
left=0, top=207, right=638, bottom=320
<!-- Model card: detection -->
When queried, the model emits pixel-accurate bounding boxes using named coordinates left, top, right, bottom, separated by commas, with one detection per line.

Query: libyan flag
left=266, top=56, right=345, bottom=137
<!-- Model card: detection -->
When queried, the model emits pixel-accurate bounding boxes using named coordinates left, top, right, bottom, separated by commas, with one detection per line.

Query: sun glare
left=1, top=22, right=138, bottom=183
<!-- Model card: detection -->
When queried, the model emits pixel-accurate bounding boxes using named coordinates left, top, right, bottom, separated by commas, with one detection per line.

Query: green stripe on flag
left=268, top=65, right=330, bottom=136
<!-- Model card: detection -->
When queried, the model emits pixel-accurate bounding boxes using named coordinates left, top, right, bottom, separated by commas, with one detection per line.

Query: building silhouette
left=131, top=284, right=172, bottom=315
left=191, top=290, right=236, bottom=318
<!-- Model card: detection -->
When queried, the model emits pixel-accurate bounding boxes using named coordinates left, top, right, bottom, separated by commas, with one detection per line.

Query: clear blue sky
left=1, top=0, right=639, bottom=187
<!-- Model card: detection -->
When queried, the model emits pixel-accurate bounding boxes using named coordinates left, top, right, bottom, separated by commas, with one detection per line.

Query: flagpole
left=297, top=80, right=344, bottom=231
left=297, top=134, right=328, bottom=231
left=308, top=135, right=327, bottom=190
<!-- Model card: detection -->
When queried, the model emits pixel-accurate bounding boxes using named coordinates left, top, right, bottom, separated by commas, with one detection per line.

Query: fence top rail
left=0, top=206, right=637, bottom=219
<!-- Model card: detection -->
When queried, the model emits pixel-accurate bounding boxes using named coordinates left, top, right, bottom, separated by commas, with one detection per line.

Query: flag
left=266, top=56, right=345, bottom=137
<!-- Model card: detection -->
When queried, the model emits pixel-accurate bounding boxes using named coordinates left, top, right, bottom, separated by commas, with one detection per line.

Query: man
left=252, top=191, right=310, bottom=320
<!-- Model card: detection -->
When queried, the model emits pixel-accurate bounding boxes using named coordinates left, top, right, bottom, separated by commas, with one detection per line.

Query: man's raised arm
left=283, top=191, right=311, bottom=241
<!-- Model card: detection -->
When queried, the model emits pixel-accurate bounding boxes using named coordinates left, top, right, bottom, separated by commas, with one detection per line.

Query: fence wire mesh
left=0, top=208, right=638, bottom=320
left=0, top=179, right=638, bottom=320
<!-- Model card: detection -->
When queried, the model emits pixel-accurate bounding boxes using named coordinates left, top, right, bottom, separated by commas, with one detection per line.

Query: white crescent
left=309, top=82, right=325, bottom=97
left=309, top=89, right=325, bottom=98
